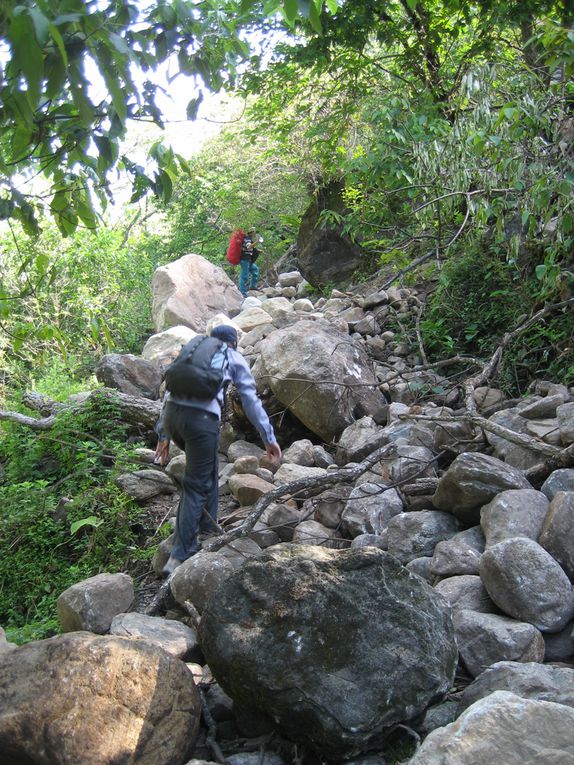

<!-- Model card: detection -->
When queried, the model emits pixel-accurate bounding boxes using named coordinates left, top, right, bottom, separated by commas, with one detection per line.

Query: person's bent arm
left=230, top=351, right=281, bottom=464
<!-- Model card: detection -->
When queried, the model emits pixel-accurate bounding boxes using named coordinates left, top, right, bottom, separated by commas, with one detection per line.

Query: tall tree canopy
left=0, top=0, right=290, bottom=235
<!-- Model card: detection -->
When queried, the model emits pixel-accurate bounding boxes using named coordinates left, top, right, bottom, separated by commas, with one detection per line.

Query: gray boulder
left=432, top=453, right=531, bottom=525
left=96, top=353, right=162, bottom=399
left=262, top=503, right=303, bottom=542
left=430, top=527, right=485, bottom=577
left=543, top=621, right=574, bottom=661
left=141, top=324, right=196, bottom=368
left=255, top=320, right=388, bottom=442
left=170, top=552, right=235, bottom=613
left=480, top=489, right=549, bottom=547
left=291, top=519, right=342, bottom=548
left=459, top=661, right=574, bottom=711
left=351, top=533, right=388, bottom=551
left=310, top=486, right=353, bottom=529
left=281, top=439, right=316, bottom=466
left=57, top=572, right=134, bottom=634
left=115, top=469, right=177, bottom=501
left=480, top=538, right=574, bottom=632
left=541, top=468, right=574, bottom=500
left=109, top=612, right=202, bottom=662
left=557, top=401, right=574, bottom=444
left=540, top=491, right=574, bottom=580
left=406, top=556, right=435, bottom=582
left=387, top=511, right=463, bottom=565
left=433, top=575, right=496, bottom=613
left=358, top=444, right=436, bottom=486
left=227, top=440, right=265, bottom=462
left=405, top=691, right=574, bottom=765
left=151, top=254, right=242, bottom=332
left=296, top=181, right=364, bottom=287
left=199, top=545, right=457, bottom=759
left=0, top=627, right=16, bottom=654
left=485, top=409, right=540, bottom=470
left=453, top=610, right=545, bottom=677
left=340, top=483, right=403, bottom=538
left=336, top=417, right=388, bottom=464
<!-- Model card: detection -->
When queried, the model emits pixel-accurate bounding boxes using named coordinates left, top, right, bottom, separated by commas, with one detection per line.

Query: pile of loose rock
left=1, top=253, right=573, bottom=765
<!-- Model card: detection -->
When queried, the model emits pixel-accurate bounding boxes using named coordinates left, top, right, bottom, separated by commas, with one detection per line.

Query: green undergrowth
left=418, top=244, right=574, bottom=394
left=0, top=394, right=154, bottom=644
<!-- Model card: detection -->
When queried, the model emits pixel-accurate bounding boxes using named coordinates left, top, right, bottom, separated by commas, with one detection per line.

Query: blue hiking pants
left=162, top=402, right=220, bottom=561
left=239, top=258, right=259, bottom=296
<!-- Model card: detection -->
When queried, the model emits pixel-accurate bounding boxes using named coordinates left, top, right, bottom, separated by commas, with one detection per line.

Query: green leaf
left=76, top=200, right=98, bottom=229
left=186, top=92, right=204, bottom=120
left=154, top=169, right=173, bottom=203
left=325, top=0, right=339, bottom=11
left=406, top=0, right=418, bottom=9
left=28, top=6, right=50, bottom=45
left=11, top=127, right=33, bottom=160
left=70, top=516, right=103, bottom=535
left=50, top=193, right=69, bottom=212
left=308, top=0, right=322, bottom=33
left=107, top=32, right=131, bottom=59
left=535, top=264, right=547, bottom=281
left=94, top=135, right=113, bottom=164
left=283, top=0, right=298, bottom=23
left=48, top=22, right=68, bottom=67
left=45, top=53, right=67, bottom=100
left=35, top=253, right=49, bottom=273
left=10, top=14, right=44, bottom=107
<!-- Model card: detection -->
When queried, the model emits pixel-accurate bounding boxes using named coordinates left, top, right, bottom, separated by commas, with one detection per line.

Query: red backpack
left=226, top=229, right=245, bottom=265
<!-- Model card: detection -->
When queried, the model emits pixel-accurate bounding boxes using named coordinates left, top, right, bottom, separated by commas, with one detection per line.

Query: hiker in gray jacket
left=155, top=324, right=281, bottom=575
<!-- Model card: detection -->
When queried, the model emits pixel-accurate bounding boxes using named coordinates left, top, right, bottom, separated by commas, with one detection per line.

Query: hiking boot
left=162, top=555, right=183, bottom=577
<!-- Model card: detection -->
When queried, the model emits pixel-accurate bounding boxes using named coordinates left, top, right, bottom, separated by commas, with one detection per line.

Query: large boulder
left=340, top=483, right=403, bottom=538
left=432, top=453, right=531, bottom=525
left=539, top=491, right=574, bottom=580
left=433, top=575, right=496, bottom=614
left=109, top=612, right=202, bottom=662
left=57, top=573, right=134, bottom=634
left=115, top=469, right=177, bottom=501
left=480, top=489, right=549, bottom=547
left=96, top=354, right=162, bottom=399
left=386, top=511, right=463, bottom=565
left=479, top=537, right=574, bottom=632
left=406, top=691, right=574, bottom=765
left=254, top=321, right=388, bottom=441
left=199, top=545, right=457, bottom=759
left=0, top=632, right=200, bottom=765
left=459, top=661, right=574, bottom=711
left=152, top=254, right=242, bottom=332
left=296, top=181, right=364, bottom=287
left=429, top=527, right=485, bottom=577
left=453, top=610, right=545, bottom=677
left=142, top=325, right=196, bottom=368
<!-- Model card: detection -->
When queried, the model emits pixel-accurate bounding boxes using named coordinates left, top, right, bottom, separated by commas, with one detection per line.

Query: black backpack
left=164, top=335, right=228, bottom=399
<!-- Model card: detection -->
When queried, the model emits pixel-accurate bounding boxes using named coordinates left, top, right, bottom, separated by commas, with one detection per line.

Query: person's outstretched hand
left=154, top=438, right=170, bottom=467
left=265, top=442, right=282, bottom=465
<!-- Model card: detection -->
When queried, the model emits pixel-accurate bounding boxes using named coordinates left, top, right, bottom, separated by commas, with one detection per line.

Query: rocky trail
left=1, top=253, right=574, bottom=765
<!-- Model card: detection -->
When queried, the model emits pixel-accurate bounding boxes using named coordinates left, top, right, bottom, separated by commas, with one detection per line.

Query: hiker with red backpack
left=226, top=227, right=261, bottom=297
left=154, top=325, right=281, bottom=576
left=239, top=227, right=261, bottom=296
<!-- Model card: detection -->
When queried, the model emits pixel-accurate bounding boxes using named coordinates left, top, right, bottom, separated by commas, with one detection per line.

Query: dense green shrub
left=0, top=396, right=154, bottom=644
left=420, top=244, right=574, bottom=393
